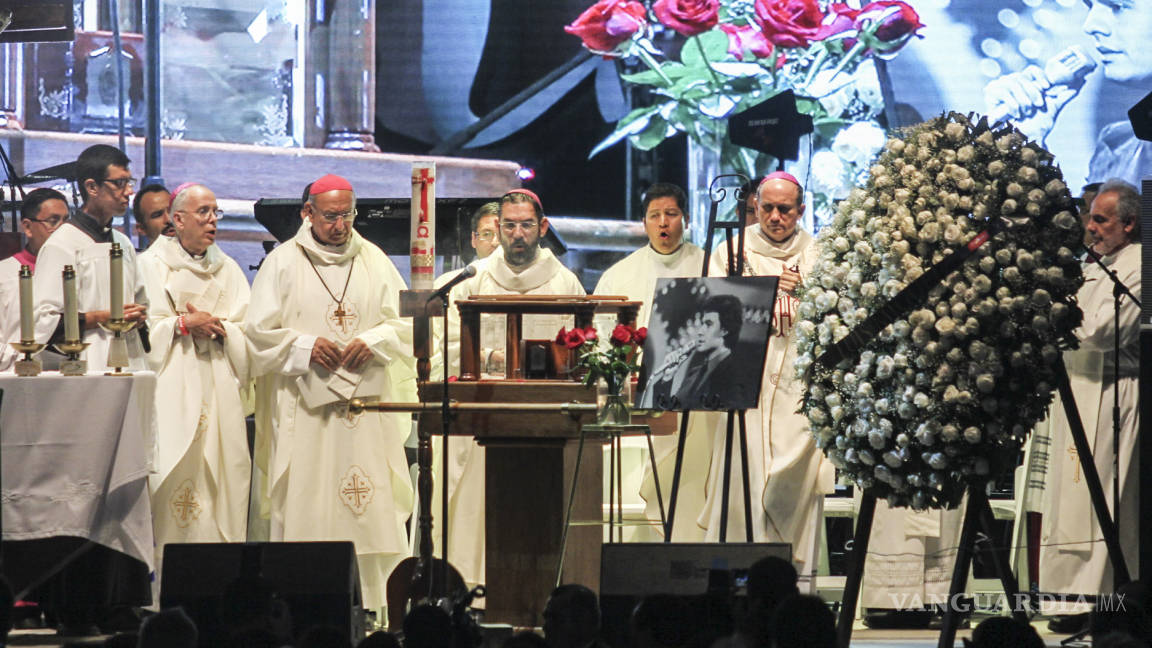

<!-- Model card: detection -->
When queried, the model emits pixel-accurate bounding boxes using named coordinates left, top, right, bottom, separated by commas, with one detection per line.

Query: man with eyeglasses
left=247, top=174, right=416, bottom=613
left=0, top=187, right=69, bottom=371
left=137, top=183, right=252, bottom=585
left=592, top=182, right=710, bottom=542
left=434, top=189, right=584, bottom=589
left=32, top=144, right=149, bottom=372
left=429, top=201, right=502, bottom=380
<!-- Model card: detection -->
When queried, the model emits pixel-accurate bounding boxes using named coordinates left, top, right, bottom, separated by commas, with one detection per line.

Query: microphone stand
left=1082, top=243, right=1139, bottom=587
left=429, top=290, right=453, bottom=601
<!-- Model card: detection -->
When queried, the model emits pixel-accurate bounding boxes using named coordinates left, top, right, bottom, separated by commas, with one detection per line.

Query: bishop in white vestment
left=247, top=175, right=416, bottom=610
left=434, top=190, right=584, bottom=587
left=1039, top=181, right=1142, bottom=614
left=703, top=174, right=834, bottom=575
left=140, top=184, right=252, bottom=579
left=593, top=183, right=711, bottom=541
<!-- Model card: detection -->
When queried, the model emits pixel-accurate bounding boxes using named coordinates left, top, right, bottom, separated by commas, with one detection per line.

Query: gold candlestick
left=9, top=340, right=46, bottom=376
left=99, top=318, right=138, bottom=376
left=54, top=339, right=90, bottom=376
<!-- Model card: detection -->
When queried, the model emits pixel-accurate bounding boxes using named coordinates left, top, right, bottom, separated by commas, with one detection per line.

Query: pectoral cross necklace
left=302, top=249, right=356, bottom=330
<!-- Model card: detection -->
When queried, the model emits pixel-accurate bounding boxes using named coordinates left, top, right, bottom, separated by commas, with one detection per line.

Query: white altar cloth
left=0, top=372, right=157, bottom=572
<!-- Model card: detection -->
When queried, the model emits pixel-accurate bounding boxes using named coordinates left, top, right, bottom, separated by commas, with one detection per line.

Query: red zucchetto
left=309, top=174, right=354, bottom=195
left=759, top=171, right=802, bottom=189
left=503, top=188, right=543, bottom=211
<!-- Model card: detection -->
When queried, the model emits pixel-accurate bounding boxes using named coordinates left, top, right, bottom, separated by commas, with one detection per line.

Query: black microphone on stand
left=426, top=264, right=476, bottom=303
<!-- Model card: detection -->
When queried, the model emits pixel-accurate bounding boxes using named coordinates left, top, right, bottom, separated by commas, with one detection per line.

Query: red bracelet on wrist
left=178, top=315, right=189, bottom=336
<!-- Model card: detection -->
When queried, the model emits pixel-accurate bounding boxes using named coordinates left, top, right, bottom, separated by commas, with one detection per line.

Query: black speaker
left=160, top=542, right=363, bottom=646
left=599, top=542, right=791, bottom=648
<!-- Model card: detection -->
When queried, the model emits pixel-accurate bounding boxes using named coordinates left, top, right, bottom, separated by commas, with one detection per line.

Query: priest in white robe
left=139, top=183, right=252, bottom=582
left=703, top=173, right=834, bottom=576
left=434, top=189, right=584, bottom=587
left=1, top=188, right=69, bottom=371
left=592, top=183, right=712, bottom=541
left=33, top=145, right=149, bottom=372
left=247, top=174, right=416, bottom=610
left=1039, top=179, right=1142, bottom=618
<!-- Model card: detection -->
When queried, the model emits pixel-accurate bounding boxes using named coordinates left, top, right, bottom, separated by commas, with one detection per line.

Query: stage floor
left=6, top=625, right=1081, bottom=647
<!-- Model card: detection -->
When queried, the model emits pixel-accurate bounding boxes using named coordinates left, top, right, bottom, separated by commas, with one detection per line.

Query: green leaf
left=631, top=114, right=671, bottom=150
left=588, top=105, right=661, bottom=158
left=681, top=31, right=728, bottom=68
left=621, top=69, right=670, bottom=86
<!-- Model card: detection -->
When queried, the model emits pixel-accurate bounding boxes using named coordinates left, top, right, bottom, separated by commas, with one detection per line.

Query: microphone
left=987, top=46, right=1097, bottom=124
left=425, top=264, right=477, bottom=302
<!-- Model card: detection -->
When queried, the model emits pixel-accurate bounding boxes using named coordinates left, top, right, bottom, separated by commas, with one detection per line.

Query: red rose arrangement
left=556, top=323, right=647, bottom=394
left=563, top=0, right=924, bottom=229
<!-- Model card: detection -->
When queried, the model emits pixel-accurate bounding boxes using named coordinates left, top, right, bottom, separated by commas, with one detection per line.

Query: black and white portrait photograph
left=636, top=276, right=778, bottom=412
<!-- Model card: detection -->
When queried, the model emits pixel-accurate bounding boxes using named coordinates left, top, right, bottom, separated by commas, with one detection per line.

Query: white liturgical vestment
left=434, top=247, right=584, bottom=587
left=704, top=226, right=834, bottom=573
left=1039, top=242, right=1141, bottom=612
left=593, top=243, right=715, bottom=541
left=0, top=255, right=27, bottom=372
left=33, top=223, right=148, bottom=371
left=140, top=236, right=252, bottom=576
left=247, top=223, right=416, bottom=610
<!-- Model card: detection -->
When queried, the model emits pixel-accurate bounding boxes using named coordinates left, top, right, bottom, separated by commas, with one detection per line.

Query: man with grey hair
left=1040, top=178, right=1141, bottom=628
left=139, top=182, right=252, bottom=584
left=247, top=174, right=416, bottom=613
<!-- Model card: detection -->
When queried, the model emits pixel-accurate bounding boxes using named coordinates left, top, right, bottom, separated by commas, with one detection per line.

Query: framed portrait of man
left=636, top=276, right=778, bottom=411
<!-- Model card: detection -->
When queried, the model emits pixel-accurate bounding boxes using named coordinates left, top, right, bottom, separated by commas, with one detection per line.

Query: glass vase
left=596, top=378, right=631, bottom=426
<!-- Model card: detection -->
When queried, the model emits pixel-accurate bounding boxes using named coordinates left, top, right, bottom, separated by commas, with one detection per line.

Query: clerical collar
left=70, top=208, right=114, bottom=243
left=178, top=241, right=207, bottom=260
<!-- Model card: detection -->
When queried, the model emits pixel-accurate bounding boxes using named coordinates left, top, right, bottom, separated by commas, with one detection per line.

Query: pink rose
left=814, top=3, right=859, bottom=41
left=854, top=1, right=923, bottom=52
left=565, top=0, right=648, bottom=55
left=719, top=23, right=774, bottom=61
left=754, top=0, right=826, bottom=49
left=653, top=0, right=720, bottom=37
left=583, top=327, right=599, bottom=343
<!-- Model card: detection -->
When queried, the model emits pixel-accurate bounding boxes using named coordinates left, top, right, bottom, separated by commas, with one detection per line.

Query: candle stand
left=8, top=340, right=45, bottom=376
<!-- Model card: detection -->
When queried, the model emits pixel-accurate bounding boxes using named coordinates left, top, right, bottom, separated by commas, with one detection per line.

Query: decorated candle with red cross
left=410, top=162, right=436, bottom=289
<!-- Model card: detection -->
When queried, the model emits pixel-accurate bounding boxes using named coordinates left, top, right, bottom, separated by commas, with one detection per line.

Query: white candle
left=109, top=243, right=124, bottom=320
left=410, top=161, right=436, bottom=290
left=18, top=264, right=32, bottom=341
left=63, top=265, right=79, bottom=341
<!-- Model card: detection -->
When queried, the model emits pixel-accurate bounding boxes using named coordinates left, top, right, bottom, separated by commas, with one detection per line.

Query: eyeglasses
left=178, top=206, right=224, bottom=221
left=310, top=207, right=357, bottom=223
left=28, top=214, right=67, bottom=228
left=500, top=220, right=538, bottom=233
left=475, top=231, right=497, bottom=241
left=102, top=177, right=137, bottom=191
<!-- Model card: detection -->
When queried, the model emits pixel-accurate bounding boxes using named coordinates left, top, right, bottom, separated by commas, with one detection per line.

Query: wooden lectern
left=405, top=294, right=647, bottom=627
